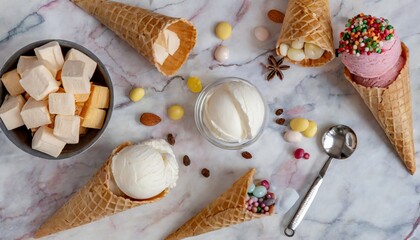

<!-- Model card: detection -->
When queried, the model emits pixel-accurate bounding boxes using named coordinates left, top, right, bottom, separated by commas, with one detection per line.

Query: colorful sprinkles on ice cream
left=337, top=13, right=395, bottom=56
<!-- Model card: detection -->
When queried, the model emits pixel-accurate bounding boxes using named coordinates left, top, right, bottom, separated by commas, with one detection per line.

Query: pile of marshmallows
left=0, top=41, right=109, bottom=157
left=278, top=39, right=325, bottom=61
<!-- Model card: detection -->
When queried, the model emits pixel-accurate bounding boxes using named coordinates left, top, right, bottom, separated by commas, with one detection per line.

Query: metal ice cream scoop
left=284, top=125, right=358, bottom=237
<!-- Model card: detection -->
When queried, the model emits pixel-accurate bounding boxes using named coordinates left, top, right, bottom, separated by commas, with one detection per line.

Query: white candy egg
left=279, top=43, right=289, bottom=57
left=284, top=130, right=302, bottom=143
left=214, top=45, right=229, bottom=63
left=291, top=39, right=304, bottom=49
left=254, top=26, right=270, bottom=41
left=287, top=48, right=305, bottom=61
left=304, top=43, right=325, bottom=60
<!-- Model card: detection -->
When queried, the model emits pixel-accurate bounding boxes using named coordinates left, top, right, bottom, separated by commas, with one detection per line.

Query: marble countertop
left=0, top=0, right=419, bottom=239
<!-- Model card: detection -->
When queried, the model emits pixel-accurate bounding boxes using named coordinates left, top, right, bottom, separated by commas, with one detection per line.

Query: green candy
left=386, top=36, right=391, bottom=40
left=387, top=25, right=393, bottom=30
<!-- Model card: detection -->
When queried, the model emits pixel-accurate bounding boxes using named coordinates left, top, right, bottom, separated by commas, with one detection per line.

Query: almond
left=140, top=113, right=161, bottom=126
left=267, top=9, right=284, bottom=23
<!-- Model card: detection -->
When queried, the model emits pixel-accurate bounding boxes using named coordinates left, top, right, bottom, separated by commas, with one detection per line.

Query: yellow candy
left=129, top=87, right=145, bottom=102
left=215, top=22, right=232, bottom=40
left=167, top=104, right=184, bottom=120
left=187, top=76, right=202, bottom=93
left=302, top=120, right=317, bottom=138
left=290, top=118, right=309, bottom=132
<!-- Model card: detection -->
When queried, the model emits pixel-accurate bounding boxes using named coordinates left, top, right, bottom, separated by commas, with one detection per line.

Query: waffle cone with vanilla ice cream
left=35, top=140, right=179, bottom=238
left=338, top=13, right=416, bottom=174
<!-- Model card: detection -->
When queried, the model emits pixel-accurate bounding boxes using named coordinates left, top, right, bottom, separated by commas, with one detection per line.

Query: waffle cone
left=71, top=0, right=197, bottom=76
left=34, top=142, right=169, bottom=238
left=275, top=0, right=334, bottom=67
left=165, top=168, right=274, bottom=240
left=344, top=43, right=415, bottom=175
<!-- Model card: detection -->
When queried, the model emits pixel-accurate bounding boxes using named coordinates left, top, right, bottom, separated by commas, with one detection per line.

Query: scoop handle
left=284, top=157, right=333, bottom=237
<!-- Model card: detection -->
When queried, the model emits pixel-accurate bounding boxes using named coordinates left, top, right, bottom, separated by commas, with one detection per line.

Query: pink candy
left=260, top=180, right=270, bottom=190
left=294, top=148, right=305, bottom=159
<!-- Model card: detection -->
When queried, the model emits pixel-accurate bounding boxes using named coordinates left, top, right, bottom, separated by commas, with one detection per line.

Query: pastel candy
left=302, top=120, right=318, bottom=138
left=252, top=186, right=267, bottom=198
left=290, top=118, right=309, bottom=132
left=248, top=183, right=256, bottom=193
left=284, top=130, right=302, bottom=143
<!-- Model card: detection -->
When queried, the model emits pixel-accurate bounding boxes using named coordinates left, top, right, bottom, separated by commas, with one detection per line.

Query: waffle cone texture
left=71, top=0, right=197, bottom=76
left=276, top=0, right=334, bottom=67
left=34, top=142, right=169, bottom=238
left=165, top=168, right=274, bottom=240
left=344, top=43, right=416, bottom=175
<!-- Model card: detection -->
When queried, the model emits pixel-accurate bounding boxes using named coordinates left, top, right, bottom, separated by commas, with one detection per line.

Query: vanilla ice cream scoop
left=110, top=139, right=178, bottom=199
left=202, top=79, right=265, bottom=143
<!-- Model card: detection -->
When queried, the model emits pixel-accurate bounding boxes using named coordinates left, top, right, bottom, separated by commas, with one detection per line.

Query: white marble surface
left=0, top=0, right=419, bottom=239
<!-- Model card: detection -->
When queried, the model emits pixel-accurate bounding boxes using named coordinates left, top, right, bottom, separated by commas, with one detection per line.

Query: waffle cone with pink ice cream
left=338, top=13, right=416, bottom=174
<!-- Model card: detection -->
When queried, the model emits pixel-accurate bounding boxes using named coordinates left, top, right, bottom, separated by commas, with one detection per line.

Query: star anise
left=264, top=55, right=290, bottom=81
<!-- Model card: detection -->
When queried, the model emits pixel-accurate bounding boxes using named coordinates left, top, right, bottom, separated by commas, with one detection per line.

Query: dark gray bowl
left=0, top=39, right=113, bottom=159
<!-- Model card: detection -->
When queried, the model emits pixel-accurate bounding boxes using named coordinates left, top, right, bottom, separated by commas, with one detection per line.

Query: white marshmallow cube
left=48, top=93, right=75, bottom=115
left=19, top=64, right=59, bottom=101
left=34, top=41, right=64, bottom=78
left=1, top=69, right=25, bottom=96
left=17, top=56, right=37, bottom=77
left=65, top=49, right=97, bottom=79
left=61, top=60, right=90, bottom=94
left=32, top=126, right=66, bottom=157
left=0, top=95, right=26, bottom=130
left=20, top=98, right=51, bottom=129
left=53, top=115, right=80, bottom=144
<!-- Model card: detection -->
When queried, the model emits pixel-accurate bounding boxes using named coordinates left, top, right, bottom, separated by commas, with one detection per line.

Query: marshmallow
left=34, top=41, right=64, bottom=78
left=81, top=107, right=106, bottom=129
left=32, top=126, right=66, bottom=157
left=48, top=93, right=76, bottom=115
left=0, top=95, right=26, bottom=130
left=88, top=85, right=109, bottom=109
left=19, top=63, right=59, bottom=101
left=20, top=98, right=51, bottom=129
left=61, top=60, right=90, bottom=94
left=17, top=56, right=37, bottom=77
left=277, top=188, right=300, bottom=213
left=53, top=115, right=80, bottom=144
left=65, top=48, right=97, bottom=79
left=1, top=69, right=25, bottom=96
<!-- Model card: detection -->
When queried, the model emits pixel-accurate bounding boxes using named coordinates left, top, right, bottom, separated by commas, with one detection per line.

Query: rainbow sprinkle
left=337, top=13, right=395, bottom=56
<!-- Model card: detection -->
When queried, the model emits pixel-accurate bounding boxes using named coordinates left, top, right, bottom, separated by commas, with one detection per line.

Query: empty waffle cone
left=344, top=43, right=416, bottom=175
left=71, top=0, right=197, bottom=76
left=276, top=0, right=334, bottom=67
left=34, top=142, right=169, bottom=238
left=165, top=168, right=274, bottom=240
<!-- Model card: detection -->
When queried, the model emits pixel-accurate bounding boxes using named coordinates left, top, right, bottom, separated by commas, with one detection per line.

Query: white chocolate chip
left=279, top=43, right=289, bottom=57
left=304, top=43, right=325, bottom=60
left=291, top=39, right=304, bottom=49
left=287, top=48, right=305, bottom=61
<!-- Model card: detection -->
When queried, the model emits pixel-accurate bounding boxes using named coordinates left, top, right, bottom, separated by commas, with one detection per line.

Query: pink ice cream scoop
left=342, top=36, right=401, bottom=79
left=338, top=14, right=404, bottom=87
left=353, top=56, right=405, bottom=87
